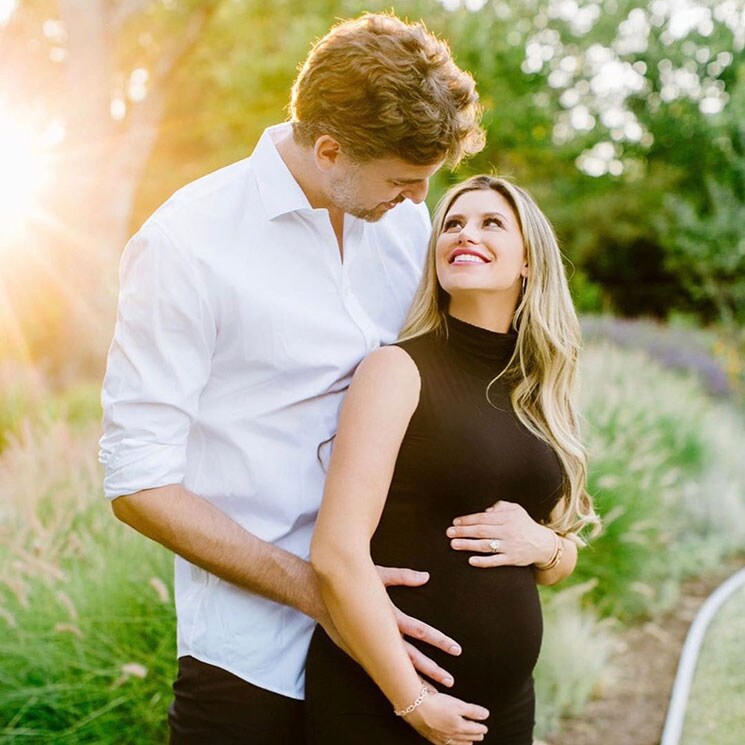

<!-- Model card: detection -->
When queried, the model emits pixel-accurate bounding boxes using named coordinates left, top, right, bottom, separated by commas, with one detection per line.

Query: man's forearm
left=112, top=483, right=461, bottom=688
left=111, top=483, right=324, bottom=621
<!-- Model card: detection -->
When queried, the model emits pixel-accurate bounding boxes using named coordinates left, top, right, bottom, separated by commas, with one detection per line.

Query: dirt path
left=546, top=560, right=745, bottom=745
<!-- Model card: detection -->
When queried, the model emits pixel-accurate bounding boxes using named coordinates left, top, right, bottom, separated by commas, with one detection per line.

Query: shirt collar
left=251, top=123, right=314, bottom=220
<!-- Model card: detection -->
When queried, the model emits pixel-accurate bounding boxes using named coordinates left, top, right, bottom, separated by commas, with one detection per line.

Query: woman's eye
left=443, top=219, right=462, bottom=231
left=484, top=217, right=503, bottom=228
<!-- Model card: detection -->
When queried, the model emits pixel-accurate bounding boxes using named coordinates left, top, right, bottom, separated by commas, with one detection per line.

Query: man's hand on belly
left=376, top=565, right=462, bottom=689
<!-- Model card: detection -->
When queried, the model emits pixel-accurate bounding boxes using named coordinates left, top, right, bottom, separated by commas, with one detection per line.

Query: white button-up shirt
left=99, top=123, right=430, bottom=699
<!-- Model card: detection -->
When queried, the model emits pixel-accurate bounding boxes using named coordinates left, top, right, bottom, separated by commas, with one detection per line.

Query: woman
left=305, top=175, right=599, bottom=745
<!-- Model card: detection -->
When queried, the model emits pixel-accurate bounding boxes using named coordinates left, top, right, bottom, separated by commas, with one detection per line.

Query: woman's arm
left=311, top=347, right=423, bottom=707
left=311, top=346, right=489, bottom=744
left=534, top=533, right=577, bottom=586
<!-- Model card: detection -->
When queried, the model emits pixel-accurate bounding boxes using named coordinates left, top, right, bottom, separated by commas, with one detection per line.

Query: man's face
left=328, top=156, right=441, bottom=222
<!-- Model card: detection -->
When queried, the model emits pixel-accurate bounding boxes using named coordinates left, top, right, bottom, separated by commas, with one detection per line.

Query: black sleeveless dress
left=305, top=315, right=564, bottom=745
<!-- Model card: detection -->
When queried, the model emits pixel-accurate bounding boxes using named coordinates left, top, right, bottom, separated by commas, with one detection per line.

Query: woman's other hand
left=446, top=500, right=554, bottom=568
left=404, top=689, right=489, bottom=744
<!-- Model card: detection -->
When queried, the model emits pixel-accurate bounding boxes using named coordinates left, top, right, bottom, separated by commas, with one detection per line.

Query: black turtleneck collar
left=443, top=314, right=517, bottom=373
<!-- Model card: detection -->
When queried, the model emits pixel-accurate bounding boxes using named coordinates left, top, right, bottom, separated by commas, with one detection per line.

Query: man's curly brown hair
left=290, top=12, right=485, bottom=167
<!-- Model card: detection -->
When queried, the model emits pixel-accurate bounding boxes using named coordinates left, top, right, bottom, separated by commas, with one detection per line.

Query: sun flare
left=0, top=0, right=17, bottom=26
left=0, top=113, right=48, bottom=245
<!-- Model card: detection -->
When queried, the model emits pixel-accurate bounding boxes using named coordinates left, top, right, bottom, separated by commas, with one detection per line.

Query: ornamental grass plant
left=0, top=421, right=174, bottom=744
left=534, top=582, right=617, bottom=736
left=0, top=363, right=45, bottom=453
left=0, top=361, right=102, bottom=453
left=534, top=342, right=745, bottom=737
left=569, top=343, right=745, bottom=620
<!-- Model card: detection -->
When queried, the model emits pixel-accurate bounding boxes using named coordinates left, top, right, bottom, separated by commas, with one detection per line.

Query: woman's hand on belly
left=446, top=500, right=555, bottom=568
left=404, top=688, right=489, bottom=744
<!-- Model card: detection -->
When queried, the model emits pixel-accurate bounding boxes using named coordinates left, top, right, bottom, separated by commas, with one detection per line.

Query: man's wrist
left=297, top=561, right=327, bottom=622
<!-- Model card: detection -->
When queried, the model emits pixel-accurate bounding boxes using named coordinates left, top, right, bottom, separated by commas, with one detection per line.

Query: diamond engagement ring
left=489, top=539, right=501, bottom=553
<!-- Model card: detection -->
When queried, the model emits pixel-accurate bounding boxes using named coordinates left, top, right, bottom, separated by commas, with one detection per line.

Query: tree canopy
left=1, top=0, right=743, bottom=376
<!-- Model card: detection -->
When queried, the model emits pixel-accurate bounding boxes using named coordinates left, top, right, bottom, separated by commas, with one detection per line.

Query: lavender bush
left=580, top=315, right=741, bottom=401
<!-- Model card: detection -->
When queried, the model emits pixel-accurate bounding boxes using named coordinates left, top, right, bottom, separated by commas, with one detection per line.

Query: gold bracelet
left=535, top=531, right=563, bottom=571
left=394, top=686, right=429, bottom=717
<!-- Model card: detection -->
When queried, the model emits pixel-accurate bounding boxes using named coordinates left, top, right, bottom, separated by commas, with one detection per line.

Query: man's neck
left=275, top=131, right=345, bottom=255
left=275, top=133, right=326, bottom=211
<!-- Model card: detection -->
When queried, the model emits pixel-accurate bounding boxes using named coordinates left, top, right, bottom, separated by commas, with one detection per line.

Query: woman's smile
left=448, top=247, right=492, bottom=264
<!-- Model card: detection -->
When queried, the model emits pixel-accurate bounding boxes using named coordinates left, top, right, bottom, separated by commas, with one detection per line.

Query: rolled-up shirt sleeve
left=99, top=220, right=216, bottom=499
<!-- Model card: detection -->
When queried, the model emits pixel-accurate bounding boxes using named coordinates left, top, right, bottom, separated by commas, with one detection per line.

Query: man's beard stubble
left=328, top=172, right=399, bottom=223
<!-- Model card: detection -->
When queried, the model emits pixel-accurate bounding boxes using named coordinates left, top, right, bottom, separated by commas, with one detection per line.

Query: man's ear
left=314, top=136, right=342, bottom=172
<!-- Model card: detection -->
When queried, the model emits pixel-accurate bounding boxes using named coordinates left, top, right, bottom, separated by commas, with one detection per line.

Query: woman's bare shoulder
left=349, top=345, right=421, bottom=412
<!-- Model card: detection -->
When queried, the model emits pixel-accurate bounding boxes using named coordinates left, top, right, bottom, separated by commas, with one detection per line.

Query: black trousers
left=168, top=656, right=306, bottom=744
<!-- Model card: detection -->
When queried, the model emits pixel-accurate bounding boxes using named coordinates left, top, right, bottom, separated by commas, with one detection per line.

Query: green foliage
left=568, top=344, right=745, bottom=620
left=0, top=369, right=101, bottom=453
left=553, top=164, right=684, bottom=317
left=0, top=423, right=175, bottom=744
left=0, top=547, right=175, bottom=744
left=660, top=174, right=745, bottom=325
left=534, top=339, right=745, bottom=736
left=128, top=0, right=745, bottom=324
left=0, top=364, right=45, bottom=452
left=43, top=383, right=102, bottom=431
left=534, top=583, right=617, bottom=736
left=0, top=390, right=36, bottom=453
left=569, top=269, right=606, bottom=314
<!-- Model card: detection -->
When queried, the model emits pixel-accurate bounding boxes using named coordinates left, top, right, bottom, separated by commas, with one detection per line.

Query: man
left=100, top=12, right=484, bottom=743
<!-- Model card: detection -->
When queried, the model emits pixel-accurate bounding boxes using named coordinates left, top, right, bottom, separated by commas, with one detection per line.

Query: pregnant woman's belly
left=374, top=531, right=543, bottom=707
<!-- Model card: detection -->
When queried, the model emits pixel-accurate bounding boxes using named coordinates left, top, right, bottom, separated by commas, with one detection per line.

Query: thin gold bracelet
left=535, top=531, right=563, bottom=571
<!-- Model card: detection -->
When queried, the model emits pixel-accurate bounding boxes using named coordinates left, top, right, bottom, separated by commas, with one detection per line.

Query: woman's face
left=435, top=188, right=527, bottom=301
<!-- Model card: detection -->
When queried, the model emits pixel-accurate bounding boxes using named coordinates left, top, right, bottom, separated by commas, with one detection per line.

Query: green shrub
left=534, top=582, right=617, bottom=737
left=569, top=270, right=606, bottom=315
left=570, top=344, right=745, bottom=620
left=0, top=365, right=44, bottom=453
left=44, top=383, right=103, bottom=431
left=0, top=423, right=174, bottom=744
left=0, top=364, right=102, bottom=454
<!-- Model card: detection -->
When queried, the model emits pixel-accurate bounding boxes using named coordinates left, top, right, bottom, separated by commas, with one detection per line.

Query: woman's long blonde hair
left=400, top=175, right=599, bottom=539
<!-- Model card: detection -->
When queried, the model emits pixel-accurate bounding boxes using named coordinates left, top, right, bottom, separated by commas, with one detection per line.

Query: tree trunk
left=35, top=0, right=218, bottom=381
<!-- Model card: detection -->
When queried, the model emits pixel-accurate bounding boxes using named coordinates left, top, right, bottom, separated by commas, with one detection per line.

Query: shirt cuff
left=101, top=437, right=187, bottom=499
